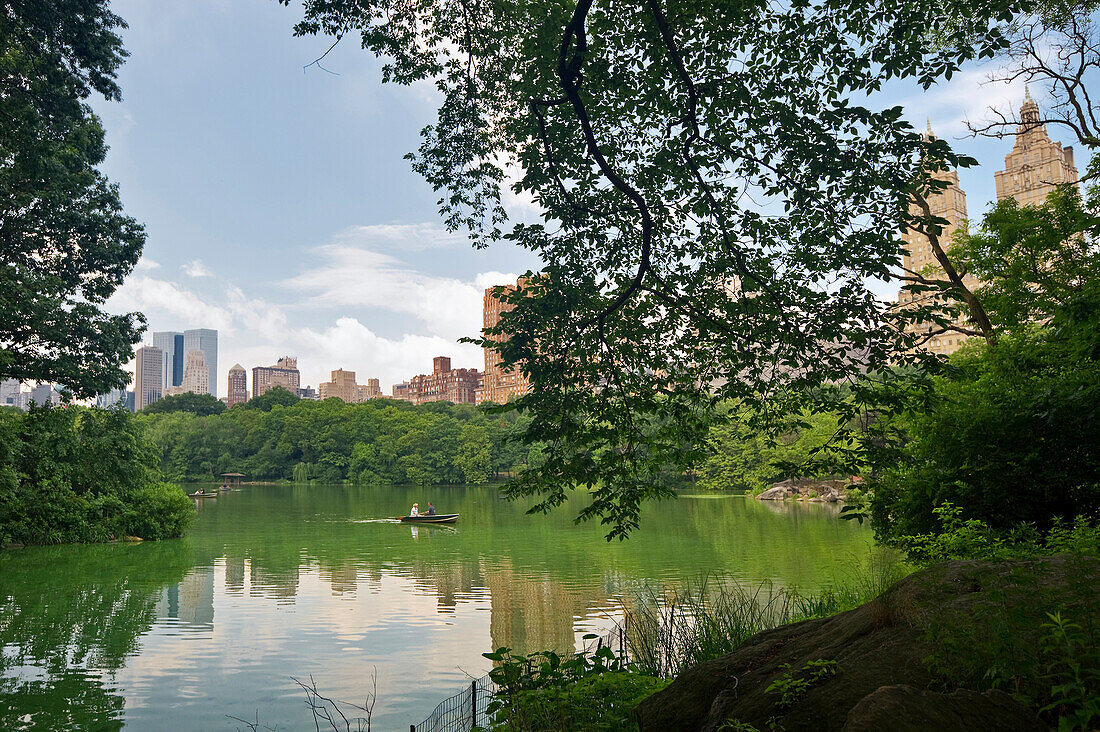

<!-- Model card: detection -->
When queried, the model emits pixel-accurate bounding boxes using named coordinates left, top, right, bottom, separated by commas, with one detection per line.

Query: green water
left=0, top=484, right=871, bottom=730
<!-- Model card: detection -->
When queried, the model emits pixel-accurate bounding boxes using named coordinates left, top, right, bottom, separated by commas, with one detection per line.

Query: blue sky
left=95, top=0, right=1075, bottom=395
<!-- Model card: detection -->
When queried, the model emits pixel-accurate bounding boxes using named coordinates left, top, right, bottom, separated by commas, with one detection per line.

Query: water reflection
left=0, top=486, right=871, bottom=730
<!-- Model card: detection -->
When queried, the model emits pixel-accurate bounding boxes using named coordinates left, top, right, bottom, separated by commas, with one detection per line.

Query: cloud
left=285, top=239, right=517, bottom=342
left=333, top=223, right=466, bottom=251
left=905, top=68, right=1027, bottom=139
left=107, top=274, right=234, bottom=332
left=182, top=259, right=213, bottom=278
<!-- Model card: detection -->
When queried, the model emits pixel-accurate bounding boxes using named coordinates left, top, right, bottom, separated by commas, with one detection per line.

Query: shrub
left=117, top=481, right=195, bottom=540
left=488, top=672, right=668, bottom=732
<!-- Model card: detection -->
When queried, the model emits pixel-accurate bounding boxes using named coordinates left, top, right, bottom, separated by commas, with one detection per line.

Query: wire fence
left=410, top=623, right=627, bottom=732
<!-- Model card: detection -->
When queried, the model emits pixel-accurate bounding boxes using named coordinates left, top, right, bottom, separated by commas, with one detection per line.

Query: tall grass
left=619, top=548, right=911, bottom=678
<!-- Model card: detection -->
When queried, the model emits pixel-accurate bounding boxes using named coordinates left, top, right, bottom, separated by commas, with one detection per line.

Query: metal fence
left=410, top=623, right=626, bottom=732
left=411, top=675, right=496, bottom=732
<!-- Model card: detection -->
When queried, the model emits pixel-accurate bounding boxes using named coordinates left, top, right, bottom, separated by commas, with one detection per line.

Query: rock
left=842, top=685, right=1043, bottom=731
left=756, top=486, right=791, bottom=500
left=636, top=555, right=1099, bottom=731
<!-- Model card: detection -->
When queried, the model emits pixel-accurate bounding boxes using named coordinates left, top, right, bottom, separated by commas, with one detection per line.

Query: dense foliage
left=0, top=405, right=194, bottom=545
left=140, top=391, right=227, bottom=416
left=1, top=0, right=146, bottom=396
left=136, top=397, right=534, bottom=485
left=697, top=408, right=854, bottom=492
left=873, top=182, right=1100, bottom=548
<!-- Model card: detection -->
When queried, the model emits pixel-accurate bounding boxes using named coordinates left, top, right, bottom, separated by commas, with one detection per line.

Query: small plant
left=1040, top=612, right=1100, bottom=731
left=765, top=659, right=839, bottom=711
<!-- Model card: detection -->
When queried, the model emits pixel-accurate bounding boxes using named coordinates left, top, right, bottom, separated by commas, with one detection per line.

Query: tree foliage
left=137, top=397, right=534, bottom=485
left=0, top=1, right=147, bottom=397
left=282, top=0, right=1028, bottom=536
left=0, top=405, right=194, bottom=545
left=140, top=391, right=227, bottom=416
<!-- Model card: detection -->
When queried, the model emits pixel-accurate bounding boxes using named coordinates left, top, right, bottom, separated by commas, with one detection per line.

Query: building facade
left=252, top=356, right=301, bottom=399
left=399, top=356, right=481, bottom=405
left=180, top=350, right=210, bottom=395
left=475, top=278, right=531, bottom=403
left=152, top=331, right=185, bottom=389
left=897, top=123, right=977, bottom=357
left=183, top=328, right=218, bottom=397
left=134, top=345, right=165, bottom=411
left=227, top=364, right=248, bottom=408
left=319, top=370, right=384, bottom=402
left=994, top=88, right=1078, bottom=206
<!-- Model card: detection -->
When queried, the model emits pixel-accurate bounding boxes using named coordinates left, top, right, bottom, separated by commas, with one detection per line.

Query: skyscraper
left=183, top=329, right=218, bottom=397
left=994, top=88, right=1079, bottom=206
left=227, top=364, right=248, bottom=407
left=476, top=278, right=531, bottom=403
left=897, top=123, right=976, bottom=357
left=152, top=331, right=185, bottom=389
left=135, top=345, right=165, bottom=411
left=179, top=350, right=210, bottom=395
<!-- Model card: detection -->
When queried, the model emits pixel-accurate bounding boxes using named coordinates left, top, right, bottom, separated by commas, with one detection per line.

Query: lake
left=0, top=484, right=872, bottom=730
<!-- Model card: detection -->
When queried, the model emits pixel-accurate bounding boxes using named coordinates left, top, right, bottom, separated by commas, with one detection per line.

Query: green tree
left=140, top=392, right=227, bottom=416
left=283, top=0, right=1023, bottom=537
left=243, top=386, right=300, bottom=412
left=1, top=1, right=146, bottom=397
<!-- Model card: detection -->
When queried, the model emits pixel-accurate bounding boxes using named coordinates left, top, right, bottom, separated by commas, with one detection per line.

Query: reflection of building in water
left=485, top=566, right=582, bottom=654
left=249, top=562, right=300, bottom=602
left=225, top=556, right=246, bottom=594
left=323, top=564, right=359, bottom=596
left=155, top=565, right=215, bottom=626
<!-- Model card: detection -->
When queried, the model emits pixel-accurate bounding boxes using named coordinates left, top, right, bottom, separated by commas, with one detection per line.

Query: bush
left=118, top=481, right=195, bottom=540
left=872, top=331, right=1100, bottom=544
left=0, top=404, right=194, bottom=545
left=488, top=672, right=668, bottom=732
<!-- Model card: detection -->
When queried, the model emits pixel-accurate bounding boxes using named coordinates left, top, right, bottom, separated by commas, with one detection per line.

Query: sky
left=93, top=0, right=1075, bottom=396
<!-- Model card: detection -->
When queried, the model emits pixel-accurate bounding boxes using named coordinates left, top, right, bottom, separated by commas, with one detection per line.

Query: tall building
left=994, top=88, right=1078, bottom=206
left=183, top=328, right=218, bottom=397
left=152, top=331, right=185, bottom=389
left=319, top=370, right=385, bottom=402
left=252, top=356, right=301, bottom=399
left=398, top=356, right=480, bottom=405
left=897, top=122, right=977, bottom=357
left=134, top=345, right=165, bottom=411
left=1, top=379, right=20, bottom=408
left=476, top=278, right=531, bottom=403
left=227, top=364, right=248, bottom=408
left=96, top=388, right=133, bottom=411
left=362, top=378, right=382, bottom=399
left=179, top=350, right=210, bottom=395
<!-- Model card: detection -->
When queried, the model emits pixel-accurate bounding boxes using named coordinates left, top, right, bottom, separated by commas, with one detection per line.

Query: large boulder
left=842, top=685, right=1042, bottom=731
left=636, top=555, right=1100, bottom=731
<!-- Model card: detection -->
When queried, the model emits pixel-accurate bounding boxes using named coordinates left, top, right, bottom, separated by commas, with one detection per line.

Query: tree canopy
left=0, top=1, right=146, bottom=397
left=140, top=392, right=227, bottom=416
left=283, top=0, right=1030, bottom=537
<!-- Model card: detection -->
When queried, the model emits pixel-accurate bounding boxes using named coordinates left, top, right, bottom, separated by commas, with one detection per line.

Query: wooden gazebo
left=220, top=472, right=245, bottom=487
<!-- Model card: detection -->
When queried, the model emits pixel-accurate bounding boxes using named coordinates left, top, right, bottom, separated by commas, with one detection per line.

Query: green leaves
left=1, top=1, right=146, bottom=396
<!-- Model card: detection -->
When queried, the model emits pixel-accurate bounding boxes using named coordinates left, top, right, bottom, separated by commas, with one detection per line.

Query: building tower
left=476, top=278, right=532, bottom=403
left=897, top=121, right=976, bottom=357
left=179, top=350, right=209, bottom=395
left=183, top=328, right=218, bottom=397
left=227, top=364, right=248, bottom=407
left=994, top=87, right=1079, bottom=206
left=134, top=345, right=165, bottom=411
left=152, top=331, right=184, bottom=389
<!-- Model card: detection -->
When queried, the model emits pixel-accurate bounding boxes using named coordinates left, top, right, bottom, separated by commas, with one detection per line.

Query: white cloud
left=182, top=259, right=213, bottom=278
left=906, top=68, right=1027, bottom=139
left=334, top=223, right=466, bottom=251
left=107, top=274, right=234, bottom=333
left=285, top=240, right=517, bottom=342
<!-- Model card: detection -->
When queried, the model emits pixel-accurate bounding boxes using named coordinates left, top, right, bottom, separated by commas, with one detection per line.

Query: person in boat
left=425, top=502, right=436, bottom=516
left=409, top=503, right=419, bottom=517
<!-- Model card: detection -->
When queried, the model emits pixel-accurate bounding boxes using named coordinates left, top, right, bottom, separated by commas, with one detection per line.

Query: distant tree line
left=136, top=387, right=536, bottom=485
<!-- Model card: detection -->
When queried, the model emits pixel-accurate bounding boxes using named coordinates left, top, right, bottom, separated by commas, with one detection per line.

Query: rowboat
left=188, top=491, right=217, bottom=498
left=399, top=514, right=458, bottom=524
